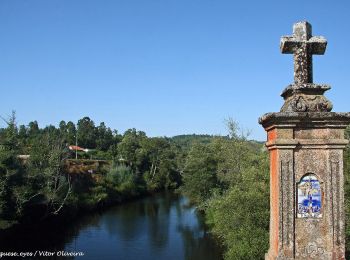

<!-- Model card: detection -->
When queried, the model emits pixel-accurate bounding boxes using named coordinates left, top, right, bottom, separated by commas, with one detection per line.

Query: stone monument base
left=260, top=112, right=350, bottom=260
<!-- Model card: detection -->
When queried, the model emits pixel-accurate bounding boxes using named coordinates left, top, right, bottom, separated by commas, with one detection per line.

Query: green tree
left=66, top=121, right=76, bottom=145
left=59, top=120, right=66, bottom=132
left=207, top=182, right=268, bottom=259
left=77, top=117, right=97, bottom=148
left=107, top=130, right=122, bottom=160
left=180, top=142, right=218, bottom=205
left=28, top=120, right=40, bottom=137
left=0, top=112, right=25, bottom=227
left=205, top=121, right=269, bottom=260
left=143, top=138, right=181, bottom=190
left=27, top=133, right=72, bottom=218
left=96, top=122, right=114, bottom=151
left=117, top=128, right=146, bottom=170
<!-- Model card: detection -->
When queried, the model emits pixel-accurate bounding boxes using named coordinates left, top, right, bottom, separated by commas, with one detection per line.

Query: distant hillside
left=170, top=134, right=221, bottom=150
left=246, top=139, right=265, bottom=152
left=170, top=134, right=264, bottom=152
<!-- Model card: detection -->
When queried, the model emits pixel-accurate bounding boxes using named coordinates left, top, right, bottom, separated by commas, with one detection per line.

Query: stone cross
left=280, top=21, right=327, bottom=84
left=260, top=21, right=350, bottom=259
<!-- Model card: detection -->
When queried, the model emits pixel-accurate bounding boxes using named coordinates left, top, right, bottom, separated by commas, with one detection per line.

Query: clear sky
left=1, top=1, right=350, bottom=140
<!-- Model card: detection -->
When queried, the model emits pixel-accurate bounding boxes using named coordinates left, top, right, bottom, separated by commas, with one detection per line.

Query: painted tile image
left=297, top=174, right=322, bottom=218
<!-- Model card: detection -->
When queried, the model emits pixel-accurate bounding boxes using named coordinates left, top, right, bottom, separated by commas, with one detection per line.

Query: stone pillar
left=260, top=21, right=350, bottom=260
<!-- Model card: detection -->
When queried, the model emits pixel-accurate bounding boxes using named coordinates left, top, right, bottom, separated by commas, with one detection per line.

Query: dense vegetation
left=0, top=113, right=186, bottom=229
left=1, top=112, right=350, bottom=260
left=180, top=120, right=270, bottom=259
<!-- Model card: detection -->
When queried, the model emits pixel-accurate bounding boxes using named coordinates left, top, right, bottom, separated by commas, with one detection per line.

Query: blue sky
left=1, top=1, right=350, bottom=140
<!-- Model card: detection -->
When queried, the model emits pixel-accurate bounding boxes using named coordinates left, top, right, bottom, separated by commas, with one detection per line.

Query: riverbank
left=0, top=191, right=223, bottom=260
left=1, top=181, right=175, bottom=238
left=0, top=183, right=162, bottom=237
left=0, top=153, right=181, bottom=231
left=0, top=188, right=170, bottom=257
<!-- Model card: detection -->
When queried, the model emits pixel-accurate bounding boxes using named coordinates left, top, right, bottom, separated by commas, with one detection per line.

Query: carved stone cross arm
left=280, top=21, right=327, bottom=84
left=280, top=35, right=327, bottom=54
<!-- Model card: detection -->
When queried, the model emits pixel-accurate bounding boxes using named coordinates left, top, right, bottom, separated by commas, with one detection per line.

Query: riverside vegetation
left=1, top=112, right=350, bottom=259
left=0, top=113, right=183, bottom=229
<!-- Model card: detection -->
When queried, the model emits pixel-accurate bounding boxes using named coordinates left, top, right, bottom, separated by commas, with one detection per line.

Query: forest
left=1, top=112, right=350, bottom=259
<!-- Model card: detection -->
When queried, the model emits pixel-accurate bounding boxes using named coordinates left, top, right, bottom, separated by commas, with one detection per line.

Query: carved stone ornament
left=281, top=92, right=333, bottom=112
left=279, top=22, right=333, bottom=113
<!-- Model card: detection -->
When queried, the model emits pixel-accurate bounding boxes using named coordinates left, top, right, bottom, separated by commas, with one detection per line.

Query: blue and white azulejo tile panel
left=297, top=174, right=322, bottom=218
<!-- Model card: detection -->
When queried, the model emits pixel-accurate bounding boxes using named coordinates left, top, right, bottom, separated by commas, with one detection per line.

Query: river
left=0, top=192, right=223, bottom=260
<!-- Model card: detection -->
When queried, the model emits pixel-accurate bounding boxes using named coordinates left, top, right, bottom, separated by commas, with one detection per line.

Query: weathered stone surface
left=259, top=112, right=350, bottom=127
left=280, top=22, right=331, bottom=113
left=280, top=84, right=333, bottom=112
left=280, top=21, right=327, bottom=85
left=261, top=113, right=350, bottom=260
left=260, top=21, right=350, bottom=260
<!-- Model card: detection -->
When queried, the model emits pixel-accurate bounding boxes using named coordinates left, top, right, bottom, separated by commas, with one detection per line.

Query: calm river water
left=1, top=192, right=223, bottom=260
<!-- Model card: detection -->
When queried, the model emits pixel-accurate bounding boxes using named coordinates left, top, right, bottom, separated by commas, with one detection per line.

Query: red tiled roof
left=69, top=145, right=85, bottom=151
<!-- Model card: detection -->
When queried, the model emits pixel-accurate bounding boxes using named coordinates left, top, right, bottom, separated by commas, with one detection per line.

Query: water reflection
left=0, top=192, right=222, bottom=260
